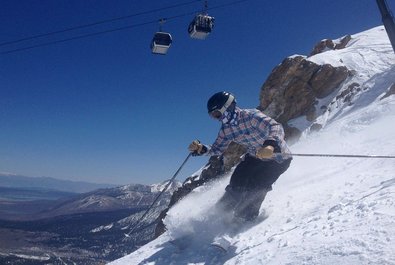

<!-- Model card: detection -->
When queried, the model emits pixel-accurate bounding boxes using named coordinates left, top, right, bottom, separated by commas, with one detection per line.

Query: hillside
left=109, top=26, right=395, bottom=265
left=0, top=181, right=180, bottom=264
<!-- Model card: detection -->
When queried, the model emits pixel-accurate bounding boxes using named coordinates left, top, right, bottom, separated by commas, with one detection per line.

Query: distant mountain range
left=0, top=176, right=181, bottom=264
left=0, top=172, right=116, bottom=193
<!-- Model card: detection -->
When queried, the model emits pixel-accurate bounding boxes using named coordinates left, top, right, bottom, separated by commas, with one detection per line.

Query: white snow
left=150, top=180, right=182, bottom=194
left=308, top=26, right=393, bottom=73
left=91, top=223, right=114, bottom=233
left=5, top=253, right=51, bottom=261
left=108, top=26, right=395, bottom=265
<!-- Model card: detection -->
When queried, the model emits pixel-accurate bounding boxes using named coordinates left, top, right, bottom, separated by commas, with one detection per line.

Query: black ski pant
left=217, top=154, right=292, bottom=221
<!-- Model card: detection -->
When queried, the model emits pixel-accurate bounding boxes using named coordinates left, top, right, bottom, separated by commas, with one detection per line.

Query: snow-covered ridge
left=150, top=179, right=182, bottom=193
left=289, top=25, right=395, bottom=133
left=109, top=26, right=395, bottom=265
left=308, top=26, right=393, bottom=72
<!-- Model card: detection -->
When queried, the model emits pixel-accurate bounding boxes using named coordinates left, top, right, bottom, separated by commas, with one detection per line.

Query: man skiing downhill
left=189, top=91, right=292, bottom=223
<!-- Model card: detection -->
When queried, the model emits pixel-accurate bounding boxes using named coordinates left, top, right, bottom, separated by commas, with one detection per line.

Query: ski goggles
left=209, top=110, right=223, bottom=119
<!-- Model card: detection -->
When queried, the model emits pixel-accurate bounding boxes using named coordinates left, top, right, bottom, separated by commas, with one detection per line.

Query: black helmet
left=207, top=92, right=236, bottom=119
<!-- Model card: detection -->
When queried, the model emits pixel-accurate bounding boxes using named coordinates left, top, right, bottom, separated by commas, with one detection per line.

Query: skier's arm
left=251, top=113, right=284, bottom=153
left=206, top=129, right=231, bottom=156
left=188, top=129, right=230, bottom=156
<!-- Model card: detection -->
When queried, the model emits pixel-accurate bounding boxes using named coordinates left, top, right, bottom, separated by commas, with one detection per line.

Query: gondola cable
left=0, top=0, right=202, bottom=47
left=0, top=0, right=251, bottom=55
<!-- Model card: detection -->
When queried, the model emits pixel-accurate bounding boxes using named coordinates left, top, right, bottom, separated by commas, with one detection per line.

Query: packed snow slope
left=109, top=26, right=395, bottom=265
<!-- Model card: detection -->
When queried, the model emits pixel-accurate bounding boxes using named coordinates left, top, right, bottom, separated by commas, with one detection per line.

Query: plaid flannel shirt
left=207, top=107, right=291, bottom=163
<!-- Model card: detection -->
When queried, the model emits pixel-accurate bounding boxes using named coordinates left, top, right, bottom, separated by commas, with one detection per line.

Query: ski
left=209, top=210, right=270, bottom=252
left=210, top=234, right=232, bottom=252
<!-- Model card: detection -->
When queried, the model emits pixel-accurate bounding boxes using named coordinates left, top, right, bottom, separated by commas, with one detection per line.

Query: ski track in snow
left=109, top=26, right=395, bottom=265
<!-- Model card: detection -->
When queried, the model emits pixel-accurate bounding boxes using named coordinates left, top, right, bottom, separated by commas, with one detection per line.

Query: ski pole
left=124, top=152, right=193, bottom=238
left=284, top=153, right=395, bottom=159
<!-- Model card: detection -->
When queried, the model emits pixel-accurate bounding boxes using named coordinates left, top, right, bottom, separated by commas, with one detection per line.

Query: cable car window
left=188, top=14, right=214, bottom=39
left=153, top=33, right=172, bottom=46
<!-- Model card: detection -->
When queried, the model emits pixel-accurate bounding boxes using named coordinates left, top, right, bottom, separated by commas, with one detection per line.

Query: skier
left=189, top=91, right=292, bottom=223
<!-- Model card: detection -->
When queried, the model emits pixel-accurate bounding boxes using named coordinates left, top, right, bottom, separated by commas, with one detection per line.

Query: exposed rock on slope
left=310, top=34, right=351, bottom=56
left=258, top=56, right=350, bottom=141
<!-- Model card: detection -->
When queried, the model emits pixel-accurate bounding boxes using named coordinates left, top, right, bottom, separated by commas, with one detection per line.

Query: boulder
left=310, top=39, right=335, bottom=56
left=310, top=35, right=351, bottom=56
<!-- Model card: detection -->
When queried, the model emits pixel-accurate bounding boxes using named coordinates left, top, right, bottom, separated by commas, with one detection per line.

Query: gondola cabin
left=151, top=32, right=172, bottom=55
left=188, top=14, right=214, bottom=40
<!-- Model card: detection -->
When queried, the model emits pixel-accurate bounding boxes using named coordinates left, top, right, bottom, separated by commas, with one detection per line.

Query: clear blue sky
left=0, top=0, right=392, bottom=185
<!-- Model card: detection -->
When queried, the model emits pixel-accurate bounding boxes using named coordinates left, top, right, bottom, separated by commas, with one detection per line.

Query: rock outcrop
left=258, top=56, right=350, bottom=141
left=310, top=35, right=351, bottom=56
